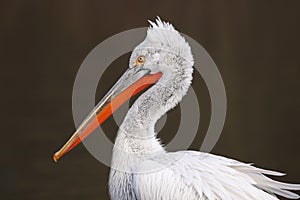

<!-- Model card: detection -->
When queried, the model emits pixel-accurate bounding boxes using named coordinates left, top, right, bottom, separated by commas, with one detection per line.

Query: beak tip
left=53, top=152, right=60, bottom=162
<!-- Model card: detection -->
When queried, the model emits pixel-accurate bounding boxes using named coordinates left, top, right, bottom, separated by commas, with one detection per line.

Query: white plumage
left=132, top=151, right=300, bottom=200
left=107, top=18, right=300, bottom=200
left=51, top=17, right=300, bottom=200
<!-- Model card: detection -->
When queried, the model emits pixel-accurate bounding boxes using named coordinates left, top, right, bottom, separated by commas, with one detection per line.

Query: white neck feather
left=113, top=62, right=193, bottom=161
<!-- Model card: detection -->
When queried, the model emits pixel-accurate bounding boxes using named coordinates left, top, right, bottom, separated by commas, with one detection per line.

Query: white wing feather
left=132, top=151, right=300, bottom=200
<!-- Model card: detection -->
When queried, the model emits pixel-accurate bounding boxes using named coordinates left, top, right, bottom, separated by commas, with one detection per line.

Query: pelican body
left=54, top=18, right=300, bottom=200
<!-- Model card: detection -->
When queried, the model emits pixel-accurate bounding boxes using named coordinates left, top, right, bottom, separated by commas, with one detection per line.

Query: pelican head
left=130, top=18, right=194, bottom=74
left=53, top=17, right=194, bottom=161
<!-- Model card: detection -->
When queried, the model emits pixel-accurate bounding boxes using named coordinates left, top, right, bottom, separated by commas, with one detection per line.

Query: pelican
left=54, top=18, right=300, bottom=199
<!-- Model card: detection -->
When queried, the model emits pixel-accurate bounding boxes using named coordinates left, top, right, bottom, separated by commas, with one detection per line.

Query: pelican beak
left=53, top=68, right=162, bottom=162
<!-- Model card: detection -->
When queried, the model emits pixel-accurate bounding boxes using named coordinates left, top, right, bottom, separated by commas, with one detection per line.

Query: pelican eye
left=135, top=55, right=146, bottom=66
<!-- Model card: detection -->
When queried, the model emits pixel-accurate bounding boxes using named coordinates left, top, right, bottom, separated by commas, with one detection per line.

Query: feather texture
left=132, top=151, right=300, bottom=200
left=108, top=18, right=300, bottom=200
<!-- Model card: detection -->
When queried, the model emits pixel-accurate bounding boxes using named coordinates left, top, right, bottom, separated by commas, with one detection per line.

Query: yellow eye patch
left=135, top=55, right=146, bottom=66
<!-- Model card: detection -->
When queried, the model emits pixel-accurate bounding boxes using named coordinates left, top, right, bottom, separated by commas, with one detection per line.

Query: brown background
left=1, top=1, right=299, bottom=200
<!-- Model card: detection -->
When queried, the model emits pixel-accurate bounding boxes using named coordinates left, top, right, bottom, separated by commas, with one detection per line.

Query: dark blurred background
left=1, top=1, right=299, bottom=199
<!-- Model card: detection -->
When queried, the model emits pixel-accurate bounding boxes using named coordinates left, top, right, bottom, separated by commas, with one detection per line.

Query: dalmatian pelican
left=53, top=18, right=300, bottom=199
